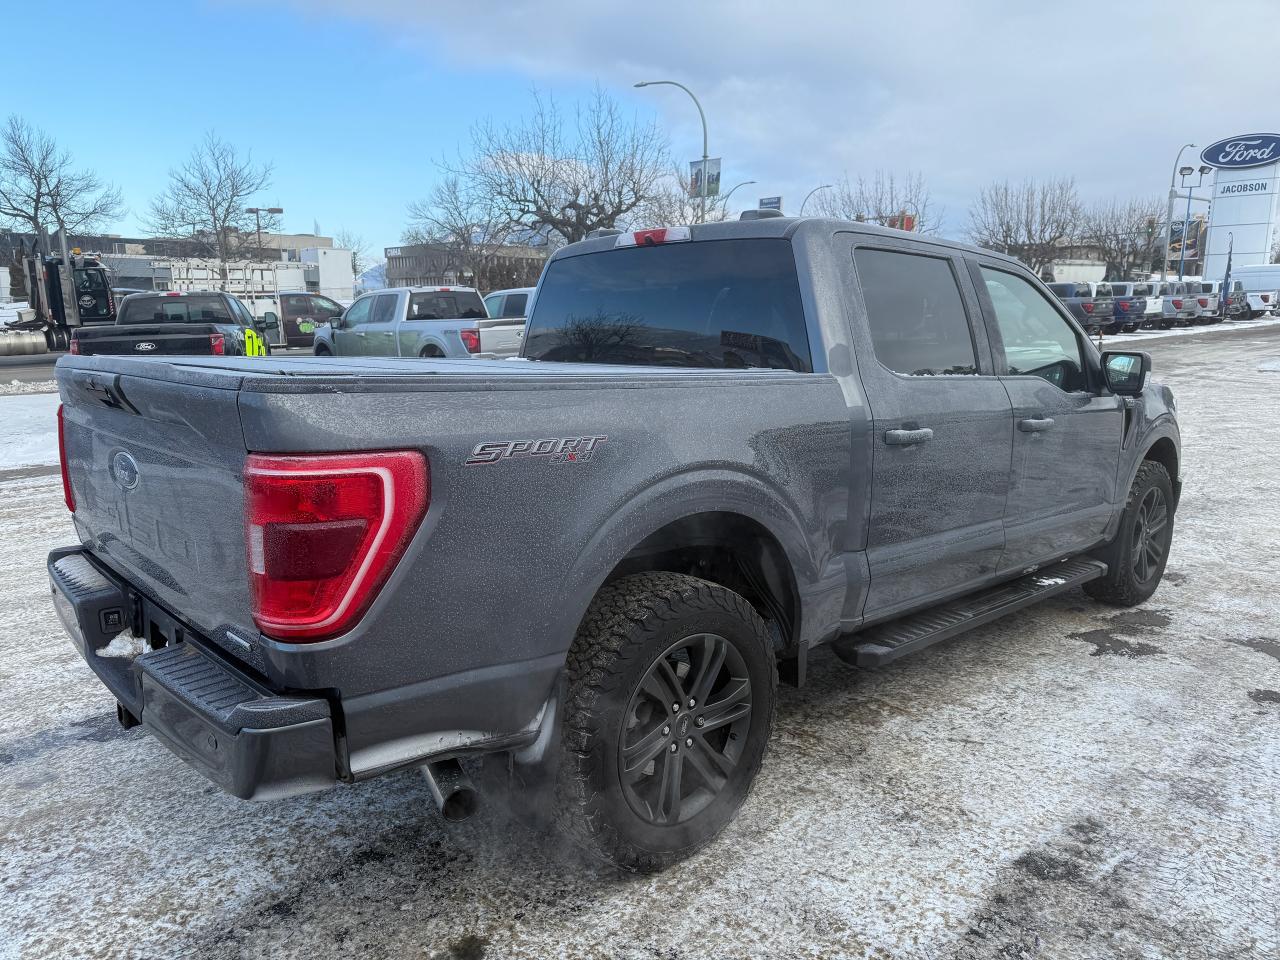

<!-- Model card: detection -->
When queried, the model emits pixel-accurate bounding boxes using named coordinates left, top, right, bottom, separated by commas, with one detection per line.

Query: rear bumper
left=48, top=546, right=337, bottom=801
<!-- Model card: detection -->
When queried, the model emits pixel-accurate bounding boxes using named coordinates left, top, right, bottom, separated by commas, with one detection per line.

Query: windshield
left=523, top=239, right=813, bottom=371
left=74, top=268, right=108, bottom=291
left=118, top=294, right=233, bottom=324
left=408, top=291, right=486, bottom=319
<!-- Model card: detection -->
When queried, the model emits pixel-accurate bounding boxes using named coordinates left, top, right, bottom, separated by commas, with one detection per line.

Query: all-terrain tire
left=1085, top=460, right=1175, bottom=606
left=553, top=572, right=776, bottom=873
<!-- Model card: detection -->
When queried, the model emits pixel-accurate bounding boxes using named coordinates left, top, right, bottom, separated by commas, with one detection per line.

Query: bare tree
left=146, top=132, right=275, bottom=287
left=967, top=177, right=1083, bottom=274
left=634, top=164, right=732, bottom=226
left=335, top=228, right=370, bottom=279
left=1081, top=196, right=1164, bottom=280
left=811, top=170, right=941, bottom=234
left=403, top=175, right=546, bottom=290
left=0, top=115, right=123, bottom=246
left=452, top=87, right=669, bottom=245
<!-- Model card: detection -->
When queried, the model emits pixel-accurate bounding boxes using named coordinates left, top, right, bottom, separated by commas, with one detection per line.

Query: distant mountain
left=358, top=261, right=387, bottom=291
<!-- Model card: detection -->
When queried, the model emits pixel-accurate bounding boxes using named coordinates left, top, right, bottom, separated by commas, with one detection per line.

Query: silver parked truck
left=312, top=285, right=523, bottom=359
left=49, top=215, right=1181, bottom=872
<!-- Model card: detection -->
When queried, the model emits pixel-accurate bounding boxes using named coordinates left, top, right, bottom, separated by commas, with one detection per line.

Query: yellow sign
left=243, top=329, right=268, bottom=357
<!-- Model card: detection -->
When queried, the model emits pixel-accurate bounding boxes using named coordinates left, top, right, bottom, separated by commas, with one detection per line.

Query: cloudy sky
left=8, top=0, right=1278, bottom=255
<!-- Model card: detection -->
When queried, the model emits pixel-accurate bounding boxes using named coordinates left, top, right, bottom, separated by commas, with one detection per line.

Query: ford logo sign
left=110, top=451, right=140, bottom=491
left=1200, top=134, right=1280, bottom=169
left=134, top=342, right=157, bottom=352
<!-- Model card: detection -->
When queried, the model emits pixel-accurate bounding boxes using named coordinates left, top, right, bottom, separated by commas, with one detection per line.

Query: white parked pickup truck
left=481, top=286, right=535, bottom=357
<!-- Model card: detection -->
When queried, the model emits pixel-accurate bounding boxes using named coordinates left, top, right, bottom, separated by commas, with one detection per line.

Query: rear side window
left=501, top=293, right=528, bottom=318
left=409, top=291, right=486, bottom=319
left=370, top=294, right=398, bottom=324
left=853, top=248, right=976, bottom=376
left=523, top=239, right=813, bottom=371
left=118, top=295, right=232, bottom=324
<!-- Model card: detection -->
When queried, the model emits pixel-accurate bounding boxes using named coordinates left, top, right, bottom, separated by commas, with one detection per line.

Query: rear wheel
left=1086, top=460, right=1174, bottom=606
left=554, top=572, right=776, bottom=873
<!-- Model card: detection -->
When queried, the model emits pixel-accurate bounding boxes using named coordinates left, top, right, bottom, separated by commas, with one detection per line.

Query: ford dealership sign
left=1200, top=134, right=1280, bottom=169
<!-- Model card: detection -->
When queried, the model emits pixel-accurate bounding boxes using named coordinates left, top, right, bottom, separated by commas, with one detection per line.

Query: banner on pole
left=689, top=158, right=722, bottom=198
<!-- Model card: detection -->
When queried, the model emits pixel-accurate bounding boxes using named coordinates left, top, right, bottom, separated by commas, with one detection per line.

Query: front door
left=333, top=295, right=372, bottom=355
left=972, top=262, right=1125, bottom=572
left=849, top=242, right=1014, bottom=620
left=363, top=292, right=400, bottom=355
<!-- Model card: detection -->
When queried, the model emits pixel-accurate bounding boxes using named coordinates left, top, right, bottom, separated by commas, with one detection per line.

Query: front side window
left=523, top=239, right=813, bottom=371
left=854, top=247, right=977, bottom=376
left=343, top=297, right=373, bottom=326
left=981, top=267, right=1087, bottom=392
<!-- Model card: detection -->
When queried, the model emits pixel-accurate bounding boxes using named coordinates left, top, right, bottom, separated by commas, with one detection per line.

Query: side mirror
left=262, top=311, right=279, bottom=330
left=1101, top=350, right=1151, bottom=396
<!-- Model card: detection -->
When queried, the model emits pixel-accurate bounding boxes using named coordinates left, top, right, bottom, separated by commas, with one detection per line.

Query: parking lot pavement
left=2, top=328, right=1278, bottom=960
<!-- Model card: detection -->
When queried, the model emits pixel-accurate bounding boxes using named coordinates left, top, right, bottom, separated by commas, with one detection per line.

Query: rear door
left=848, top=239, right=1013, bottom=619
left=972, top=261, right=1124, bottom=570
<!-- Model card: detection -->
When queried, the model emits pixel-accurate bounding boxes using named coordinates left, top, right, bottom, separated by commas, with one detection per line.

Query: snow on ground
left=1099, top=313, right=1280, bottom=345
left=0, top=328, right=1278, bottom=959
left=0, top=392, right=60, bottom=468
left=0, top=378, right=58, bottom=396
left=1259, top=358, right=1280, bottom=372
left=0, top=301, right=30, bottom=325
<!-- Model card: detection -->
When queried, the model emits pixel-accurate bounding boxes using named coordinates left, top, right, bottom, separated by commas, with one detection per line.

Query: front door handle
left=354, top=330, right=367, bottom=337
left=1018, top=417, right=1055, bottom=433
left=885, top=427, right=934, bottom=445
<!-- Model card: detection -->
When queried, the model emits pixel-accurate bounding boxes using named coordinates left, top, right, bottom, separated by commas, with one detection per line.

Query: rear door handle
left=885, top=428, right=934, bottom=445
left=1018, top=417, right=1055, bottom=433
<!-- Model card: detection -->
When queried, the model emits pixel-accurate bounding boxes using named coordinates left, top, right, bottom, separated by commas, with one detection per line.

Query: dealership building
left=1196, top=134, right=1280, bottom=279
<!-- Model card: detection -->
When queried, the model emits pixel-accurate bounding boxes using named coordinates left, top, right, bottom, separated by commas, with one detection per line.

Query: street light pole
left=245, top=206, right=284, bottom=298
left=635, top=80, right=709, bottom=224
left=719, top=180, right=757, bottom=213
left=800, top=184, right=834, bottom=215
left=1162, top=144, right=1196, bottom=282
left=1177, top=165, right=1211, bottom=281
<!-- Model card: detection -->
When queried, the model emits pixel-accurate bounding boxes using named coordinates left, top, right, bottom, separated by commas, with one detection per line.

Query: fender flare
left=545, top=467, right=824, bottom=653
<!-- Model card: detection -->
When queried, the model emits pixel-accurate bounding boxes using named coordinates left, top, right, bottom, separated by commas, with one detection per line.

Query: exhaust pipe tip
left=421, top=758, right=480, bottom=822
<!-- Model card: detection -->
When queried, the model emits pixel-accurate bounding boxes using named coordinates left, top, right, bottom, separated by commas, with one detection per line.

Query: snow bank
left=0, top=392, right=60, bottom=468
left=1259, top=358, right=1280, bottom=372
left=1101, top=314, right=1280, bottom=345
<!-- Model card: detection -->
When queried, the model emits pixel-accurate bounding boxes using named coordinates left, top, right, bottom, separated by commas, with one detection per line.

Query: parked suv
left=50, top=216, right=1180, bottom=873
left=1047, top=281, right=1115, bottom=333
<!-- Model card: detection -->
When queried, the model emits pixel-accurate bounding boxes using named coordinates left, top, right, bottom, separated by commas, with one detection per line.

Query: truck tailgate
left=75, top=323, right=225, bottom=357
left=475, top=318, right=524, bottom=358
left=58, top=362, right=258, bottom=659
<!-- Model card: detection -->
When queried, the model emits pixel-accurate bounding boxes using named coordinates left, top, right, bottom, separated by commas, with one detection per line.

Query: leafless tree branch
left=967, top=177, right=1083, bottom=273
left=811, top=170, right=941, bottom=234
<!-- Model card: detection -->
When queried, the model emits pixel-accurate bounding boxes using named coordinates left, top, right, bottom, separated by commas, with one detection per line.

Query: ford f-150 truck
left=70, top=291, right=271, bottom=357
left=48, top=215, right=1181, bottom=873
left=312, top=286, right=522, bottom=359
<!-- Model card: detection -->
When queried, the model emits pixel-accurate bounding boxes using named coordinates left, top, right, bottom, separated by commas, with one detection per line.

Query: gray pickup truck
left=48, top=215, right=1181, bottom=873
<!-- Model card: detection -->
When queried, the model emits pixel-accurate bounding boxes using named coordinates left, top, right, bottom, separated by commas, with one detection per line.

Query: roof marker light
left=615, top=226, right=692, bottom=248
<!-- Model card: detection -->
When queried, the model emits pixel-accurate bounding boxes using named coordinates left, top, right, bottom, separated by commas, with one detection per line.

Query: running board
left=834, top=558, right=1108, bottom=668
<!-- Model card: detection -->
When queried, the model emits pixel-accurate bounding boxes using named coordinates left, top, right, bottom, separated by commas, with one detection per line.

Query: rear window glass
left=854, top=248, right=976, bottom=376
left=409, top=291, right=485, bottom=319
left=1132, top=283, right=1151, bottom=296
left=1048, top=283, right=1073, bottom=295
left=1074, top=284, right=1092, bottom=297
left=1093, top=283, right=1112, bottom=297
left=523, top=239, right=813, bottom=371
left=118, top=295, right=232, bottom=324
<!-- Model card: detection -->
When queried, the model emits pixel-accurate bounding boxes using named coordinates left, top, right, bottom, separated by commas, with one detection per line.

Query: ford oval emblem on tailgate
left=134, top=342, right=157, bottom=352
left=111, top=451, right=140, bottom=490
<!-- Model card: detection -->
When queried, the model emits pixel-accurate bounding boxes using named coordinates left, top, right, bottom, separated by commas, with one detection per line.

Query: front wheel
left=1086, top=460, right=1175, bottom=606
left=554, top=572, right=777, bottom=873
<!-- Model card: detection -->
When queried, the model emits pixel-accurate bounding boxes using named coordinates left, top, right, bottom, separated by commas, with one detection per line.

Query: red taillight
left=1082, top=302, right=1094, bottom=314
left=1118, top=301, right=1129, bottom=312
left=1198, top=298, right=1208, bottom=307
left=459, top=329, right=481, bottom=353
left=1172, top=299, right=1183, bottom=309
left=57, top=404, right=75, bottom=512
left=210, top=333, right=225, bottom=355
left=69, top=339, right=81, bottom=355
left=244, top=451, right=429, bottom=641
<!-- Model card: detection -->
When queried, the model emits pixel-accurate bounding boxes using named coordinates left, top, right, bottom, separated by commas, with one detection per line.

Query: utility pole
left=1163, top=144, right=1196, bottom=282
left=635, top=80, right=709, bottom=224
